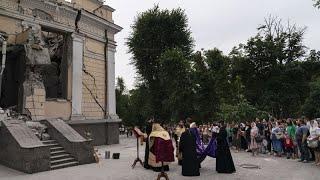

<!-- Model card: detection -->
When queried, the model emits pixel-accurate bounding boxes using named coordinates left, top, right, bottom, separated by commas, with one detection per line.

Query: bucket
left=105, top=151, right=110, bottom=159
left=112, top=153, right=120, bottom=159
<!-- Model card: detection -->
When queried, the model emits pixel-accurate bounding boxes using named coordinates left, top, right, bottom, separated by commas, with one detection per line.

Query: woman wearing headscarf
left=307, top=120, right=320, bottom=163
left=271, top=122, right=283, bottom=157
left=250, top=122, right=259, bottom=156
left=216, top=121, right=236, bottom=173
left=314, top=119, right=320, bottom=166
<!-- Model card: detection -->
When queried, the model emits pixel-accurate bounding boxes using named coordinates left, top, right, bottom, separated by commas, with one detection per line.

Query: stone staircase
left=41, top=139, right=79, bottom=170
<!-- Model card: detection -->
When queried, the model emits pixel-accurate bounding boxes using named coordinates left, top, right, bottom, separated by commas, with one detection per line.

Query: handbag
left=307, top=139, right=319, bottom=148
left=262, top=139, right=268, bottom=146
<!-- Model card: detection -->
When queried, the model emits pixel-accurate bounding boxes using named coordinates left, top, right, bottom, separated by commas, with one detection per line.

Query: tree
left=126, top=85, right=154, bottom=127
left=191, top=49, right=231, bottom=121
left=302, top=77, right=320, bottom=119
left=158, top=48, right=195, bottom=120
left=116, top=80, right=155, bottom=127
left=116, top=77, right=125, bottom=94
left=217, top=76, right=269, bottom=122
left=116, top=77, right=130, bottom=125
left=302, top=50, right=320, bottom=82
left=231, top=16, right=308, bottom=118
left=127, top=5, right=194, bottom=121
left=124, top=7, right=319, bottom=123
left=314, top=0, right=320, bottom=8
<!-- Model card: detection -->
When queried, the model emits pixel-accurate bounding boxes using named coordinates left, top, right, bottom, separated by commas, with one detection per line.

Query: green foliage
left=218, top=100, right=268, bottom=123
left=116, top=77, right=130, bottom=125
left=158, top=48, right=195, bottom=120
left=217, top=76, right=269, bottom=122
left=191, top=49, right=232, bottom=121
left=116, top=81, right=153, bottom=127
left=302, top=77, right=320, bottom=119
left=314, top=0, right=320, bottom=8
left=127, top=5, right=194, bottom=121
left=120, top=8, right=319, bottom=125
left=231, top=17, right=309, bottom=118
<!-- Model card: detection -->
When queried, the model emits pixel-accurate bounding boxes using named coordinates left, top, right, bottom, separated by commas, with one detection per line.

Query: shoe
left=298, top=159, right=304, bottom=162
left=303, top=160, right=309, bottom=163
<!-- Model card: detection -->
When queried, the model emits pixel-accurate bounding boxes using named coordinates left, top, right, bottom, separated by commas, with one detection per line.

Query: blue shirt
left=295, top=125, right=309, bottom=141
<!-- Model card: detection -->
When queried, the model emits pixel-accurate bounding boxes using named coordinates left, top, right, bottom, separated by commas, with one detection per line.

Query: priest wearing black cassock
left=144, top=118, right=154, bottom=169
left=216, top=121, right=236, bottom=174
left=179, top=123, right=200, bottom=176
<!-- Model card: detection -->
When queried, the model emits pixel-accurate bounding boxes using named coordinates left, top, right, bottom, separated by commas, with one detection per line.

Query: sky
left=107, top=0, right=320, bottom=90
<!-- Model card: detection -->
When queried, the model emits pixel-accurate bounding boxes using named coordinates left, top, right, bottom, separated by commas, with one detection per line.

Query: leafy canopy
left=127, top=5, right=194, bottom=121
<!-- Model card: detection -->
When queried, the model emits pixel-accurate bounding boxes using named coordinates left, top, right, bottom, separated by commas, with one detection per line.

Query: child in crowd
left=284, top=132, right=294, bottom=159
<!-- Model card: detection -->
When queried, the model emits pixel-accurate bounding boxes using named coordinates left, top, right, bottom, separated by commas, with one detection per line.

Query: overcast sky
left=107, top=0, right=320, bottom=90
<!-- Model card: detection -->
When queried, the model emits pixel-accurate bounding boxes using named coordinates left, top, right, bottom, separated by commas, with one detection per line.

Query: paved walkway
left=0, top=136, right=319, bottom=180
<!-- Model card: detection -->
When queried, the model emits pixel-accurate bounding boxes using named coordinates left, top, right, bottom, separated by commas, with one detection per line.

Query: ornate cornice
left=87, top=0, right=115, bottom=12
left=0, top=0, right=122, bottom=43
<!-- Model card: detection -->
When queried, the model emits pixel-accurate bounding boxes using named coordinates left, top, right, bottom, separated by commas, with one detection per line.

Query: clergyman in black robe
left=216, top=123, right=236, bottom=174
left=179, top=129, right=200, bottom=176
left=144, top=119, right=153, bottom=169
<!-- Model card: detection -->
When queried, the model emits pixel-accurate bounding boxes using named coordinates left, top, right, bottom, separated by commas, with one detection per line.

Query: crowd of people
left=129, top=116, right=320, bottom=178
left=135, top=118, right=236, bottom=177
left=192, top=118, right=320, bottom=165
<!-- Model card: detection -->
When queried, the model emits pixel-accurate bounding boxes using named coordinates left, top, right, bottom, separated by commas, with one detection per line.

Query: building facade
left=0, top=0, right=122, bottom=145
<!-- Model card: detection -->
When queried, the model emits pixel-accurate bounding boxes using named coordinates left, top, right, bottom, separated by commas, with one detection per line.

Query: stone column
left=106, top=46, right=118, bottom=119
left=71, top=33, right=84, bottom=120
left=106, top=45, right=121, bottom=145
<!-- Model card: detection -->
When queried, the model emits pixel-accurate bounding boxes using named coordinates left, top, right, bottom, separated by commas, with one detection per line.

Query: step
left=51, top=154, right=70, bottom=160
left=50, top=147, right=64, bottom=151
left=50, top=161, right=79, bottom=170
left=45, top=143, right=60, bottom=147
left=51, top=150, right=66, bottom=155
left=51, top=157, right=75, bottom=166
left=42, top=140, right=56, bottom=144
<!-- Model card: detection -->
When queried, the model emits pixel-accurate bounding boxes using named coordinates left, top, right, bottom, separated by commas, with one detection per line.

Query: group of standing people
left=223, top=118, right=320, bottom=165
left=142, top=118, right=236, bottom=177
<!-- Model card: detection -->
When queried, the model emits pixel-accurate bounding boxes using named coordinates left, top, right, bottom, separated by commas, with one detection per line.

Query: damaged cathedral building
left=0, top=0, right=122, bottom=173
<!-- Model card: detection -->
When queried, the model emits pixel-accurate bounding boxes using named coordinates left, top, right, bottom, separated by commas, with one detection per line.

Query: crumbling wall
left=23, top=76, right=46, bottom=120
left=16, top=27, right=51, bottom=121
left=82, top=38, right=105, bottom=119
left=72, top=0, right=100, bottom=11
left=42, top=31, right=67, bottom=99
left=0, top=16, right=22, bottom=45
left=71, top=0, right=113, bottom=22
left=0, top=47, right=25, bottom=108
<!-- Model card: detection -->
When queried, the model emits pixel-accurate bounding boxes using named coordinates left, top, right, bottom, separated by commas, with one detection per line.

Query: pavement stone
left=0, top=135, right=319, bottom=180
